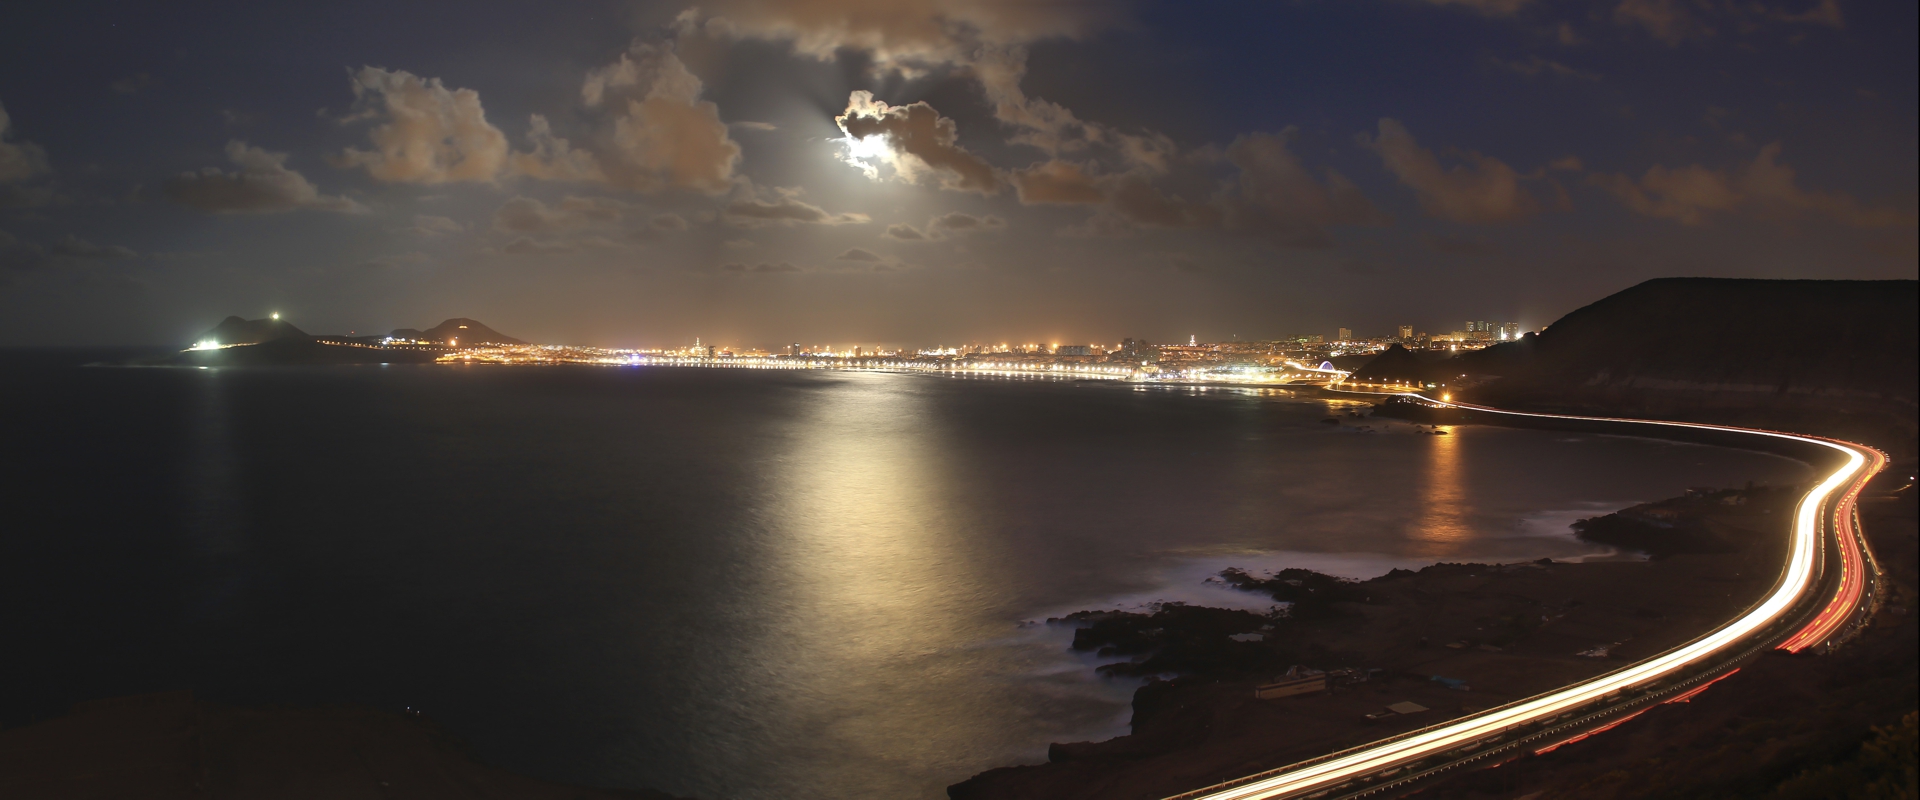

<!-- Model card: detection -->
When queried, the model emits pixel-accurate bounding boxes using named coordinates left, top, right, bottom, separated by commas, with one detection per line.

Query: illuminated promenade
left=1169, top=396, right=1887, bottom=800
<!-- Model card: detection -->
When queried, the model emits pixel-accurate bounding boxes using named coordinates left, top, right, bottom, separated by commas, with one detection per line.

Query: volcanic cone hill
left=404, top=318, right=524, bottom=346
left=1456, top=277, right=1919, bottom=437
left=194, top=316, right=311, bottom=346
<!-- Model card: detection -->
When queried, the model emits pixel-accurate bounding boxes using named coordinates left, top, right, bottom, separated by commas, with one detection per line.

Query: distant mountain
left=391, top=318, right=525, bottom=345
left=194, top=316, right=310, bottom=346
left=1457, top=278, right=1918, bottom=436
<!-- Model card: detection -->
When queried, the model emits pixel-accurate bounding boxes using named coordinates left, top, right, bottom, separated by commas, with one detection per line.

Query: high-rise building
left=1398, top=325, right=1413, bottom=341
left=1337, top=327, right=1352, bottom=342
left=1498, top=322, right=1521, bottom=341
left=789, top=342, right=801, bottom=356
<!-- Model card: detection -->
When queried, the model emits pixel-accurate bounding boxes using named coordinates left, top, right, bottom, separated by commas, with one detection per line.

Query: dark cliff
left=1458, top=278, right=1918, bottom=442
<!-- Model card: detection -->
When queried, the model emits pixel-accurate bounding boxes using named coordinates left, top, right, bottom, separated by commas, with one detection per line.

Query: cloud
left=836, top=91, right=1002, bottom=193
left=1593, top=143, right=1915, bottom=228
left=1613, top=0, right=1843, bottom=45
left=509, top=114, right=606, bottom=182
left=0, top=101, right=52, bottom=183
left=502, top=237, right=575, bottom=255
left=492, top=195, right=634, bottom=234
left=1012, top=159, right=1105, bottom=204
left=1485, top=55, right=1600, bottom=81
left=110, top=73, right=156, bottom=94
left=973, top=46, right=1175, bottom=172
left=583, top=41, right=742, bottom=194
left=1019, top=131, right=1384, bottom=247
left=1361, top=119, right=1538, bottom=224
left=1219, top=131, right=1385, bottom=245
left=691, top=0, right=1127, bottom=73
left=406, top=214, right=466, bottom=237
left=730, top=121, right=778, bottom=131
left=837, top=247, right=882, bottom=261
left=721, top=261, right=801, bottom=273
left=336, top=67, right=510, bottom=184
left=723, top=184, right=870, bottom=226
left=651, top=213, right=689, bottom=231
left=1, top=232, right=136, bottom=270
left=883, top=222, right=926, bottom=240
left=929, top=211, right=1004, bottom=233
left=165, top=140, right=363, bottom=214
left=1418, top=0, right=1530, bottom=15
left=50, top=234, right=136, bottom=259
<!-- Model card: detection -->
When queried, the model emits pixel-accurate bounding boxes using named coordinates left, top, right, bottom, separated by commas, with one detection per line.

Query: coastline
left=950, top=485, right=1803, bottom=799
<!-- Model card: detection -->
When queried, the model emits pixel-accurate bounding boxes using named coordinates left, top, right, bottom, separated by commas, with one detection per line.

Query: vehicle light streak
left=1661, top=667, right=1739, bottom=705
left=1531, top=708, right=1649, bottom=756
left=1175, top=396, right=1878, bottom=800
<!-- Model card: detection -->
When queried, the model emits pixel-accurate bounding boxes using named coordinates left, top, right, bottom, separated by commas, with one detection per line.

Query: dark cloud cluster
left=164, top=141, right=362, bottom=214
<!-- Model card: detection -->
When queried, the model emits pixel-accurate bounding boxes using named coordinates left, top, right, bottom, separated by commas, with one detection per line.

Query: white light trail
left=1180, top=395, right=1876, bottom=800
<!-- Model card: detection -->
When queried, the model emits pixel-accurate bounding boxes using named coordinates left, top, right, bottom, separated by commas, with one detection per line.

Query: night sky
left=1, top=0, right=1913, bottom=347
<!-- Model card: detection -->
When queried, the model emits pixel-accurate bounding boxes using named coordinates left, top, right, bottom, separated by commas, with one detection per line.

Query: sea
left=0, top=349, right=1811, bottom=799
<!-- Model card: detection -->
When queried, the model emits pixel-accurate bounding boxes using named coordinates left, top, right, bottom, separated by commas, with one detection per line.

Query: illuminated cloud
left=336, top=67, right=510, bottom=184
left=0, top=101, right=51, bottom=183
left=723, top=183, right=870, bottom=227
left=1362, top=118, right=1539, bottom=224
left=883, top=222, right=926, bottom=240
left=165, top=141, right=363, bottom=214
left=509, top=115, right=606, bottom=183
left=692, top=0, right=1126, bottom=73
left=584, top=42, right=742, bottom=194
left=835, top=91, right=1002, bottom=194
left=837, top=247, right=882, bottom=261
left=929, top=211, right=1004, bottom=233
left=1012, top=160, right=1106, bottom=204
left=1593, top=143, right=1915, bottom=228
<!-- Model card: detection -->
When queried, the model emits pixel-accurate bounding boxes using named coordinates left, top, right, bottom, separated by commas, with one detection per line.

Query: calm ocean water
left=0, top=350, right=1809, bottom=799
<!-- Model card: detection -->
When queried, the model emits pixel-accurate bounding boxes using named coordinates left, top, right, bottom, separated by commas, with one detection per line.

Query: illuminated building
left=1337, top=327, right=1352, bottom=342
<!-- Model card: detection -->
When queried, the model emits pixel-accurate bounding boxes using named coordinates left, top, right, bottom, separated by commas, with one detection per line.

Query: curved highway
left=1171, top=395, right=1887, bottom=800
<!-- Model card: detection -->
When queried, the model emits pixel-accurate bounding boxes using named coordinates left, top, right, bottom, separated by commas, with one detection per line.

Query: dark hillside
left=193, top=316, right=310, bottom=346
left=419, top=318, right=524, bottom=345
left=1457, top=278, right=1918, bottom=444
left=1349, top=344, right=1435, bottom=384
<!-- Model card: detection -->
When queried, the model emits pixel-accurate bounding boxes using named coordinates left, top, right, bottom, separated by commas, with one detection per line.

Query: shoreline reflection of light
left=1414, top=424, right=1470, bottom=553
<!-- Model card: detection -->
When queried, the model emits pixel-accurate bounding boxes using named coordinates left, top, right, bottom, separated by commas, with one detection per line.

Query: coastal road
left=1168, top=396, right=1887, bottom=800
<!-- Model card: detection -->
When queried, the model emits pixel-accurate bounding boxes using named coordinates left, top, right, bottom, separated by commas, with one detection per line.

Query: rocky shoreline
left=950, top=485, right=1802, bottom=800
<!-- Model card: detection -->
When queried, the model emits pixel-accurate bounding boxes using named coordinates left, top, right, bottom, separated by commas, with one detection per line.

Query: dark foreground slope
left=1457, top=278, right=1918, bottom=444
